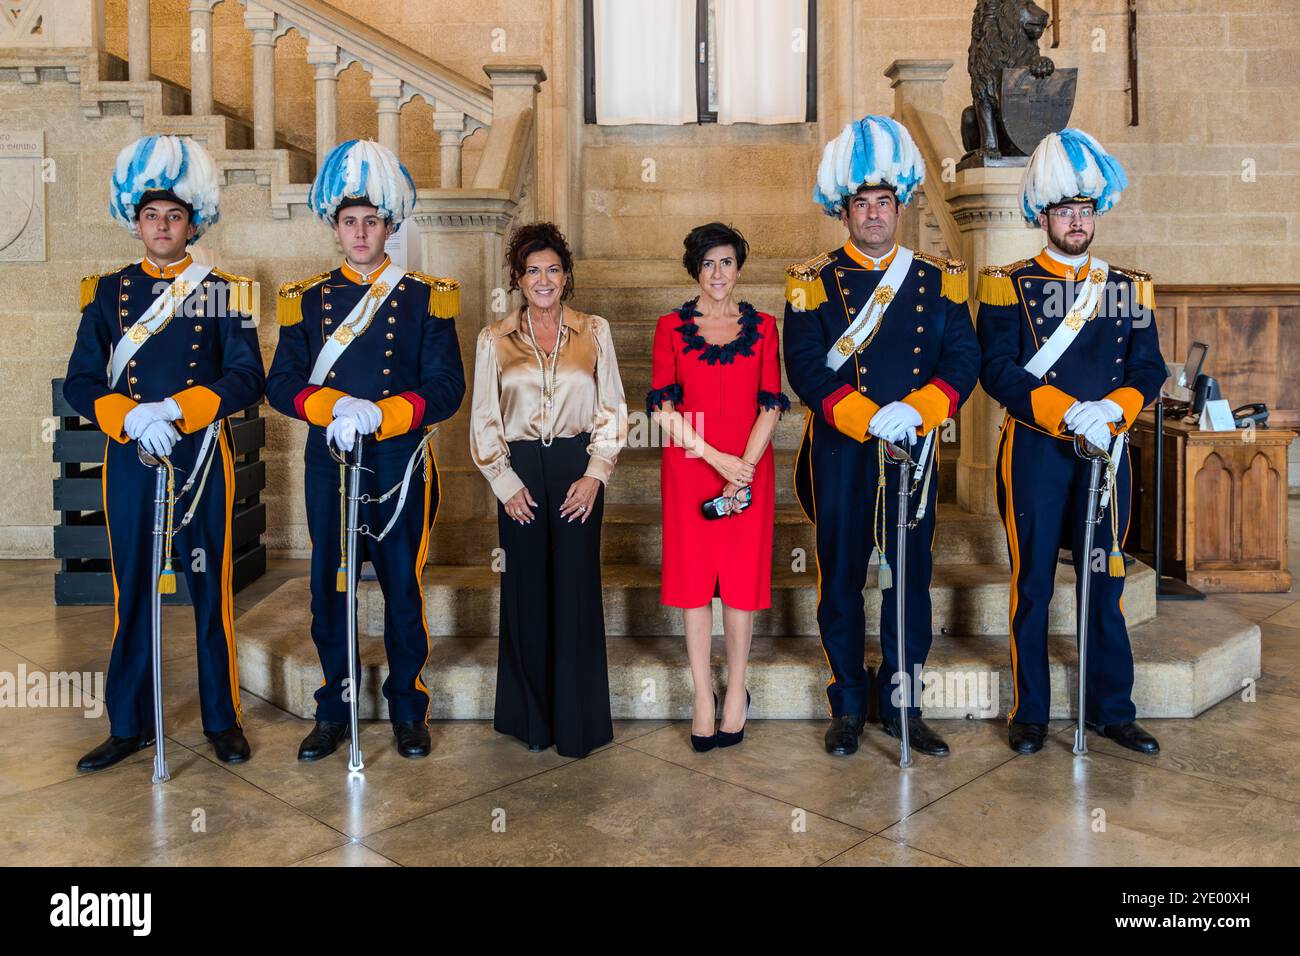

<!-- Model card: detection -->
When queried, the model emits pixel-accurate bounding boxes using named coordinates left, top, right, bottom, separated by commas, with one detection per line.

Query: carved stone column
left=243, top=3, right=279, bottom=151
left=371, top=73, right=404, bottom=156
left=127, top=0, right=150, bottom=81
left=434, top=110, right=468, bottom=188
left=188, top=0, right=216, bottom=115
left=306, top=41, right=339, bottom=168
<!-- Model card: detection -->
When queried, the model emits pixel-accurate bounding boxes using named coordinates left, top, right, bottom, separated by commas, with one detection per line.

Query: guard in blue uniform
left=266, top=139, right=465, bottom=761
left=65, top=135, right=265, bottom=771
left=784, top=116, right=980, bottom=758
left=977, top=128, right=1165, bottom=756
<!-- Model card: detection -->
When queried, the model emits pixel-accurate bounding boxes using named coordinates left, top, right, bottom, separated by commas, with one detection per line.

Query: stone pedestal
left=949, top=166, right=1044, bottom=516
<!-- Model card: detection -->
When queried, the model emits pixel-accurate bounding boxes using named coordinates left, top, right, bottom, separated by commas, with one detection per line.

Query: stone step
left=428, top=504, right=1009, bottom=568
left=337, top=559, right=1155, bottom=639
left=235, top=584, right=1256, bottom=721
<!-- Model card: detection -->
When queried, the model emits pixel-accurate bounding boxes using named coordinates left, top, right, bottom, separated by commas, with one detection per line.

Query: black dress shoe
left=392, top=720, right=431, bottom=758
left=1008, top=722, right=1048, bottom=754
left=824, top=714, right=867, bottom=756
left=882, top=715, right=950, bottom=756
left=205, top=727, right=251, bottom=763
left=76, top=735, right=155, bottom=772
left=297, top=720, right=349, bottom=761
left=691, top=692, right=718, bottom=753
left=1093, top=720, right=1160, bottom=755
left=716, top=690, right=750, bottom=748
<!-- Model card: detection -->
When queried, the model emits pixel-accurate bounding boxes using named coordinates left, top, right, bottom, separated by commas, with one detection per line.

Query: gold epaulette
left=784, top=252, right=833, bottom=312
left=915, top=251, right=968, bottom=304
left=79, top=274, right=100, bottom=312
left=276, top=271, right=331, bottom=326
left=210, top=268, right=259, bottom=320
left=976, top=258, right=1034, bottom=307
left=406, top=272, right=461, bottom=319
left=1111, top=265, right=1156, bottom=311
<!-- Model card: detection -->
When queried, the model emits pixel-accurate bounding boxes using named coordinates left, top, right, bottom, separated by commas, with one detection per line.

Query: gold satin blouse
left=470, top=305, right=627, bottom=503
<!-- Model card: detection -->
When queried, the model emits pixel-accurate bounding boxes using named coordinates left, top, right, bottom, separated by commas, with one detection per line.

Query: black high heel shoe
left=690, top=692, right=718, bottom=753
left=716, top=690, right=750, bottom=748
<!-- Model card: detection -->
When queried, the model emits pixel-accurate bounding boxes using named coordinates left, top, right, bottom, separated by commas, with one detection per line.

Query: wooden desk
left=1130, top=413, right=1293, bottom=592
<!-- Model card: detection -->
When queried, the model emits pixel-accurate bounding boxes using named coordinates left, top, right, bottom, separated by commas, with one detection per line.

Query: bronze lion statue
left=961, top=0, right=1055, bottom=160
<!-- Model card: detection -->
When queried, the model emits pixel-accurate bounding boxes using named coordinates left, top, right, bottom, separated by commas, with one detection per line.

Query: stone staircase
left=232, top=254, right=1262, bottom=725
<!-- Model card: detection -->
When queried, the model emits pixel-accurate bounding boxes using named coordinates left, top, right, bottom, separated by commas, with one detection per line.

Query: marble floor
left=3, top=501, right=1298, bottom=867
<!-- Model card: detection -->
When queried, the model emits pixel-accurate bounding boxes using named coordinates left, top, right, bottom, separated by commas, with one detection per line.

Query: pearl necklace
left=524, top=306, right=562, bottom=447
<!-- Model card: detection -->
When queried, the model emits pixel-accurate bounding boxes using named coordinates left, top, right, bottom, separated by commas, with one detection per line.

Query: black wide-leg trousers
left=494, top=435, right=613, bottom=758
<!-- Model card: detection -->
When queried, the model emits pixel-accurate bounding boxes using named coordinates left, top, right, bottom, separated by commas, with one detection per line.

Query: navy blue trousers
left=102, top=424, right=240, bottom=737
left=995, top=418, right=1136, bottom=727
left=799, top=417, right=938, bottom=720
left=303, top=431, right=438, bottom=724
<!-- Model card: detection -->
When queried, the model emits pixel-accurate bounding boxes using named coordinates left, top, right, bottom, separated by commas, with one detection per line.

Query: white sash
left=308, top=262, right=407, bottom=387
left=109, top=262, right=213, bottom=387
left=1023, top=256, right=1110, bottom=379
left=824, top=247, right=915, bottom=371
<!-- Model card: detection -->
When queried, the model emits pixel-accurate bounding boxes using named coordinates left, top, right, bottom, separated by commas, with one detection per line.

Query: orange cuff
left=171, top=386, right=221, bottom=434
left=94, top=394, right=137, bottom=443
left=1106, top=386, right=1147, bottom=434
left=301, top=387, right=348, bottom=427
left=831, top=391, right=880, bottom=442
left=902, top=384, right=951, bottom=436
left=374, top=395, right=415, bottom=441
left=1030, top=385, right=1078, bottom=435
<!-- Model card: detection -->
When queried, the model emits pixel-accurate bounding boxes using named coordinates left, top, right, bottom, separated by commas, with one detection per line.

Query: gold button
left=859, top=385, right=867, bottom=393
left=1117, top=337, right=1123, bottom=343
left=324, top=303, right=332, bottom=311
left=132, top=393, right=141, bottom=400
left=385, top=350, right=393, bottom=357
left=1115, top=358, right=1123, bottom=364
left=915, top=305, right=923, bottom=312
left=1116, top=319, right=1122, bottom=326
left=193, top=325, right=202, bottom=332
left=1049, top=371, right=1057, bottom=378
left=128, top=360, right=137, bottom=368
left=912, top=368, right=920, bottom=375
left=189, top=361, right=197, bottom=368
left=398, top=284, right=406, bottom=291
left=913, top=347, right=921, bottom=354
left=848, top=307, right=857, bottom=314
left=918, top=286, right=926, bottom=294
left=1036, top=318, right=1044, bottom=325
left=323, top=287, right=330, bottom=294
left=120, top=294, right=129, bottom=301
left=390, top=300, right=398, bottom=308
left=204, top=281, right=211, bottom=287
left=386, top=332, right=394, bottom=340
left=382, top=369, right=391, bottom=375
left=324, top=319, right=332, bottom=325
left=859, top=366, right=867, bottom=374
left=129, top=376, right=137, bottom=384
left=382, top=389, right=390, bottom=396
left=328, top=371, right=336, bottom=379
left=837, top=270, right=845, bottom=278
left=120, top=309, right=129, bottom=316
left=199, top=294, right=208, bottom=302
left=918, top=269, right=926, bottom=278
left=191, top=343, right=199, bottom=350
left=186, top=378, right=194, bottom=385
left=122, top=278, right=131, bottom=286
left=916, top=326, right=924, bottom=333
left=388, top=317, right=396, bottom=324
left=1029, top=299, right=1037, bottom=306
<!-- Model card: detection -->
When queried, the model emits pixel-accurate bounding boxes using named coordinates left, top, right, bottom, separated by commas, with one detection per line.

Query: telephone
left=1233, top=403, right=1270, bottom=429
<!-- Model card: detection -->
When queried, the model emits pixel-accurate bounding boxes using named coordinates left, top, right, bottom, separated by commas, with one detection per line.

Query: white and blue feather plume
left=109, top=135, right=221, bottom=239
left=309, top=139, right=416, bottom=229
left=813, top=115, right=925, bottom=215
left=1019, top=128, right=1128, bottom=224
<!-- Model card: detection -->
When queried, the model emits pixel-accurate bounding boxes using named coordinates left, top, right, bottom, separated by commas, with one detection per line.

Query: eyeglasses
left=1048, top=207, right=1096, bottom=222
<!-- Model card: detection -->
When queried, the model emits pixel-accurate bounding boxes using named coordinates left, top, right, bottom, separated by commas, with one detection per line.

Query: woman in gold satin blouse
left=470, top=221, right=627, bottom=758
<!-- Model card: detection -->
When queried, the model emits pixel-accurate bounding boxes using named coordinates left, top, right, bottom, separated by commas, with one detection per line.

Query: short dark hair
left=682, top=222, right=749, bottom=279
left=506, top=221, right=575, bottom=301
left=136, top=189, right=194, bottom=223
left=842, top=183, right=898, bottom=214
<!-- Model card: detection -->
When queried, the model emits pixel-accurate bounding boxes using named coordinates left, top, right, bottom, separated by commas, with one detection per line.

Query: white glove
left=868, top=401, right=923, bottom=445
left=139, top=420, right=180, bottom=458
left=325, top=415, right=358, bottom=452
left=123, top=398, right=182, bottom=440
left=1079, top=420, right=1112, bottom=453
left=332, top=396, right=382, bottom=435
left=1064, top=399, right=1123, bottom=439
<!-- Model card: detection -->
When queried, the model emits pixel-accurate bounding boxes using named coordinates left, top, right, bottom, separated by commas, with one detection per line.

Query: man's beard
left=1051, top=225, right=1093, bottom=257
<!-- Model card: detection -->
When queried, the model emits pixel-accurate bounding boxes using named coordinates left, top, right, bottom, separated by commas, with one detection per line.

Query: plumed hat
left=1019, top=128, right=1129, bottom=224
left=813, top=115, right=925, bottom=215
left=109, top=135, right=221, bottom=240
left=309, top=139, right=416, bottom=229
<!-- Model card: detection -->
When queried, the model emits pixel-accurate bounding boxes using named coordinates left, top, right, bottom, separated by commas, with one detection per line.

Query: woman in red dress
left=647, top=223, right=788, bottom=753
